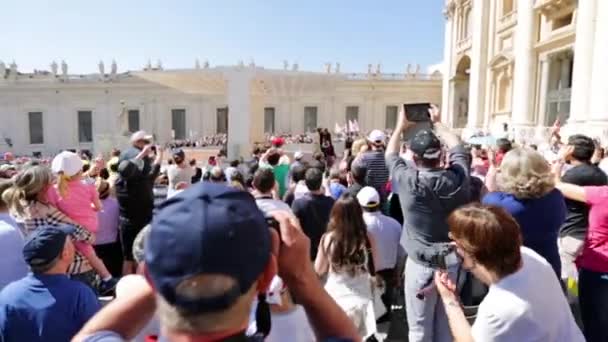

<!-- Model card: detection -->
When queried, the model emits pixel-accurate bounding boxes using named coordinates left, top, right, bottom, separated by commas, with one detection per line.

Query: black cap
left=23, top=225, right=75, bottom=267
left=409, top=129, right=441, bottom=159
left=171, top=148, right=185, bottom=158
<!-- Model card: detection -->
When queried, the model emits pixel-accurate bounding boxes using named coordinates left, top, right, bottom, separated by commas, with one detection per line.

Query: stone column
left=570, top=0, right=597, bottom=122
left=224, top=70, right=254, bottom=159
left=466, top=0, right=490, bottom=131
left=559, top=53, right=572, bottom=90
left=511, top=0, right=535, bottom=126
left=441, top=4, right=455, bottom=119
left=589, top=1, right=608, bottom=121
left=537, top=58, right=550, bottom=126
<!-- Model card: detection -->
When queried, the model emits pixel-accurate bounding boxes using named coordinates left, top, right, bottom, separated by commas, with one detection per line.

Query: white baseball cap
left=51, top=151, right=84, bottom=177
left=294, top=151, right=304, bottom=160
left=367, top=129, right=386, bottom=143
left=130, top=130, right=154, bottom=143
left=357, top=186, right=380, bottom=208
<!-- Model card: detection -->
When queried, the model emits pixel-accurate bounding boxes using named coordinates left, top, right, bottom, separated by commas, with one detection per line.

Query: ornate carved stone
left=98, top=60, right=105, bottom=76
left=536, top=0, right=576, bottom=20
left=443, top=0, right=456, bottom=19
left=61, top=60, right=68, bottom=76
left=50, top=61, right=58, bottom=76
left=111, top=60, right=117, bottom=77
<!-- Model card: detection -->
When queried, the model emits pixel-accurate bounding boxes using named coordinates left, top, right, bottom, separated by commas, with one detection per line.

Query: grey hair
left=132, top=225, right=151, bottom=264
left=156, top=274, right=256, bottom=333
left=497, top=148, right=555, bottom=199
left=2, top=165, right=53, bottom=216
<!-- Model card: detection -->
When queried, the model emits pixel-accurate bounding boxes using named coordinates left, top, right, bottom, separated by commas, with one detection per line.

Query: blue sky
left=1, top=0, right=445, bottom=74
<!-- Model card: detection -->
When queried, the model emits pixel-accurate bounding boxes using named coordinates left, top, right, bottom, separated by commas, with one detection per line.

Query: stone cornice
left=535, top=0, right=576, bottom=20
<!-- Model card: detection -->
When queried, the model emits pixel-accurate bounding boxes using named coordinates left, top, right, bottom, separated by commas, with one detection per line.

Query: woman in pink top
left=555, top=157, right=608, bottom=342
left=48, top=151, right=118, bottom=295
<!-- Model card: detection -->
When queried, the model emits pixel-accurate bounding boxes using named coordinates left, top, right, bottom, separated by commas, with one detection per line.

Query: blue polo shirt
left=0, top=273, right=100, bottom=342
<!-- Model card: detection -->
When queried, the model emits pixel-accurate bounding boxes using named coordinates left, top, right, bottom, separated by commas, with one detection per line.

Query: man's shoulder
left=564, top=164, right=608, bottom=185
left=0, top=277, right=30, bottom=303
left=120, top=147, right=139, bottom=160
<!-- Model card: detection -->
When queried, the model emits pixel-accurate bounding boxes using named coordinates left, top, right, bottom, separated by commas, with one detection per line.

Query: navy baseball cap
left=409, top=129, right=442, bottom=159
left=145, top=183, right=271, bottom=314
left=23, top=225, right=76, bottom=267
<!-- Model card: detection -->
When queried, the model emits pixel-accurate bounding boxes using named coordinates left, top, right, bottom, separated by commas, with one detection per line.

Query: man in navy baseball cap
left=145, top=183, right=273, bottom=316
left=73, top=183, right=362, bottom=342
left=0, top=226, right=100, bottom=342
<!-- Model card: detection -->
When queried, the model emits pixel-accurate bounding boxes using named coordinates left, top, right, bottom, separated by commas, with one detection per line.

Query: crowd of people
left=0, top=103, right=607, bottom=342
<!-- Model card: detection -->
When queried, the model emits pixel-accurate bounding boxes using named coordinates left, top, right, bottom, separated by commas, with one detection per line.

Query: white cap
left=294, top=151, right=304, bottom=160
left=367, top=129, right=386, bottom=143
left=130, top=130, right=154, bottom=143
left=51, top=151, right=84, bottom=177
left=357, top=186, right=380, bottom=208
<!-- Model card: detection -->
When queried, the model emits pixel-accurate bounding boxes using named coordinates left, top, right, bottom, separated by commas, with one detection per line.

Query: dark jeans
left=70, top=270, right=99, bottom=295
left=377, top=268, right=396, bottom=316
left=579, top=268, right=608, bottom=342
left=94, top=241, right=123, bottom=277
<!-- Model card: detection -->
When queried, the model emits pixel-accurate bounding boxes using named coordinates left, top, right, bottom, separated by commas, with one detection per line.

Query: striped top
left=358, top=150, right=389, bottom=199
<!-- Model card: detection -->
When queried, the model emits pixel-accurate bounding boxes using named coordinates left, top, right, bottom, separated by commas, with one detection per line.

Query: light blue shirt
left=0, top=213, right=28, bottom=290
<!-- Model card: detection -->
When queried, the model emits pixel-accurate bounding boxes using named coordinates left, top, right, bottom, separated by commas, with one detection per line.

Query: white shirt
left=266, top=306, right=315, bottom=342
left=472, top=247, right=584, bottom=342
left=247, top=305, right=314, bottom=342
left=362, top=211, right=401, bottom=271
left=167, top=164, right=194, bottom=198
left=294, top=181, right=309, bottom=200
left=255, top=197, right=291, bottom=215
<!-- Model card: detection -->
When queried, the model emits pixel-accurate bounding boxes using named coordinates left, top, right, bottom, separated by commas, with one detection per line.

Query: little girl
left=48, top=151, right=118, bottom=294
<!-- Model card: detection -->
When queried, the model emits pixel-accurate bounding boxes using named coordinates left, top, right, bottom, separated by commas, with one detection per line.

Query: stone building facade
left=442, top=0, right=608, bottom=143
left=0, top=62, right=441, bottom=158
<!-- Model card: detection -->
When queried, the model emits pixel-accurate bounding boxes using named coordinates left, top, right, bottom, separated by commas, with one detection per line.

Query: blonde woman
left=482, top=148, right=565, bottom=277
left=2, top=165, right=98, bottom=290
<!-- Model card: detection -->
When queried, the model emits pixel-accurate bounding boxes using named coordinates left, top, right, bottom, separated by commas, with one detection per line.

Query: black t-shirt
left=292, top=193, right=335, bottom=260
left=560, top=163, right=608, bottom=239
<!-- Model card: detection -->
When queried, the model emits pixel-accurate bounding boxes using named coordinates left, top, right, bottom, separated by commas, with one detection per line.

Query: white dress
left=324, top=252, right=377, bottom=338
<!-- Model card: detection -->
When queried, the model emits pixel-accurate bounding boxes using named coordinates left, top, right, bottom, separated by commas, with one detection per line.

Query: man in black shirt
left=292, top=168, right=335, bottom=260
left=559, top=134, right=608, bottom=281
left=346, top=160, right=367, bottom=197
left=115, top=131, right=162, bottom=274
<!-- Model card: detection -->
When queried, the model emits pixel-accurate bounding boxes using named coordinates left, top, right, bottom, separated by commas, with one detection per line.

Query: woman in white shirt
left=434, top=204, right=584, bottom=342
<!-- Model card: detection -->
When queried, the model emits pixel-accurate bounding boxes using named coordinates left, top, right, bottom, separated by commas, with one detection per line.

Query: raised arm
left=72, top=281, right=156, bottom=342
left=485, top=148, right=499, bottom=192
left=314, top=234, right=330, bottom=276
left=428, top=105, right=461, bottom=150
left=271, top=211, right=361, bottom=342
left=386, top=106, right=413, bottom=157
